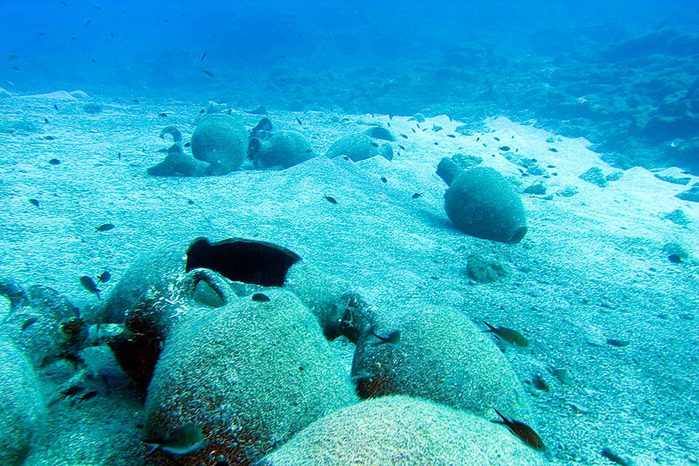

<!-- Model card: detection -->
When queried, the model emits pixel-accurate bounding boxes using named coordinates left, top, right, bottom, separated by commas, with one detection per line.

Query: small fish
left=295, top=116, right=303, bottom=126
left=411, top=128, right=416, bottom=133
left=97, top=270, right=111, bottom=283
left=323, top=194, right=338, bottom=204
left=53, top=104, right=59, bottom=110
left=90, top=58, right=96, bottom=63
left=159, top=112, right=168, bottom=117
left=79, top=390, right=98, bottom=402
left=44, top=135, right=56, bottom=140
left=202, top=69, right=215, bottom=78
left=498, top=146, right=511, bottom=151
left=476, top=137, right=480, bottom=142
left=61, top=384, right=85, bottom=397
left=80, top=275, right=101, bottom=299
left=200, top=51, right=207, bottom=61
left=494, top=136, right=501, bottom=141
left=400, top=133, right=408, bottom=139
left=44, top=118, right=50, bottom=125
left=94, top=5, right=102, bottom=10
left=492, top=409, right=545, bottom=452
left=49, top=158, right=61, bottom=165
left=21, top=317, right=38, bottom=331
left=251, top=293, right=270, bottom=302
left=29, top=198, right=40, bottom=207
left=411, top=192, right=423, bottom=199
left=61, top=1, right=68, bottom=6
left=95, top=223, right=115, bottom=232
left=184, top=141, right=191, bottom=148
left=109, top=31, right=115, bottom=38
left=482, top=322, right=529, bottom=347
left=8, top=54, right=18, bottom=61
left=398, top=144, right=406, bottom=150
left=548, top=147, right=558, bottom=153
left=143, top=424, right=206, bottom=457
left=380, top=176, right=387, bottom=183
left=371, top=329, right=400, bottom=346
left=12, top=65, right=20, bottom=72
left=446, top=134, right=456, bottom=138
left=84, top=19, right=92, bottom=27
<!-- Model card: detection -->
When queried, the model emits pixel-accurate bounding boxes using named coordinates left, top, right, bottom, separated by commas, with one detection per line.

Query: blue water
left=3, top=0, right=698, bottom=97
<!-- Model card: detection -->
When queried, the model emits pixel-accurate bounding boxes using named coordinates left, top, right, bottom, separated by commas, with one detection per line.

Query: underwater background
left=0, top=0, right=698, bottom=465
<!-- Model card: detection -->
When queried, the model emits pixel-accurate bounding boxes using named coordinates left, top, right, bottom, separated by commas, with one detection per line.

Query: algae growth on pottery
left=1, top=2, right=699, bottom=465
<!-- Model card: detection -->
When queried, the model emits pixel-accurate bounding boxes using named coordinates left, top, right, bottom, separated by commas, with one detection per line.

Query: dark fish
left=143, top=424, right=206, bottom=457
left=411, top=128, right=416, bottom=133
left=44, top=135, right=56, bottom=140
left=548, top=147, right=558, bottom=153
left=21, top=317, right=38, bottom=331
left=184, top=142, right=191, bottom=148
left=200, top=51, right=207, bottom=61
left=60, top=384, right=85, bottom=397
left=159, top=112, right=168, bottom=117
left=44, top=118, right=50, bottom=125
left=90, top=58, right=96, bottom=63
left=12, top=65, right=20, bottom=71
left=400, top=134, right=408, bottom=139
left=295, top=117, right=303, bottom=126
left=380, top=176, right=387, bottom=183
left=371, top=142, right=379, bottom=147
left=482, top=321, right=529, bottom=347
left=398, top=144, right=406, bottom=150
left=61, top=1, right=67, bottom=6
left=411, top=192, right=423, bottom=199
left=492, top=409, right=545, bottom=451
left=251, top=293, right=270, bottom=302
left=371, top=329, right=400, bottom=346
left=80, top=275, right=101, bottom=299
left=494, top=136, right=500, bottom=141
left=95, top=223, right=115, bottom=232
left=606, top=338, right=629, bottom=347
left=202, top=69, right=215, bottom=78
left=79, top=390, right=98, bottom=402
left=447, top=134, right=456, bottom=138
left=53, top=104, right=59, bottom=110
left=476, top=137, right=480, bottom=142
left=109, top=31, right=115, bottom=38
left=94, top=5, right=102, bottom=10
left=97, top=271, right=111, bottom=283
left=499, top=146, right=511, bottom=151
left=84, top=19, right=91, bottom=27
left=667, top=254, right=682, bottom=264
left=29, top=198, right=40, bottom=207
left=323, top=194, right=338, bottom=204
left=8, top=54, right=17, bottom=61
